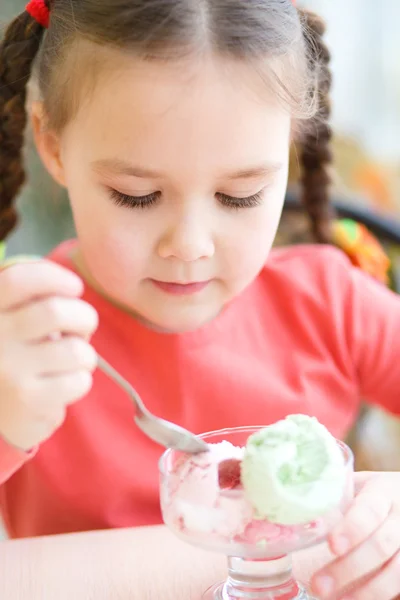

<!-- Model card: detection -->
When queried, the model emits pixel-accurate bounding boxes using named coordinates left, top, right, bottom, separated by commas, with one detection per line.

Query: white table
left=0, top=525, right=333, bottom=599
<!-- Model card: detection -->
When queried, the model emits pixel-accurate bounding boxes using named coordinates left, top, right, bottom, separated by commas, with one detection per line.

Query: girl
left=0, top=1, right=399, bottom=598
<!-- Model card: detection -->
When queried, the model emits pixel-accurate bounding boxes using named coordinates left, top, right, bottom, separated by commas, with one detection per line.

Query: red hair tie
left=26, top=0, right=50, bottom=29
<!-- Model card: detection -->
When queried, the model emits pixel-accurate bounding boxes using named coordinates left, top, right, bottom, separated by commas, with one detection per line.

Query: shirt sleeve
left=0, top=435, right=36, bottom=484
left=344, top=259, right=400, bottom=414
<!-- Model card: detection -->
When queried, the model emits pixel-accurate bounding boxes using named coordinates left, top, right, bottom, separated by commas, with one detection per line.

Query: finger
left=0, top=261, right=83, bottom=310
left=353, top=471, right=373, bottom=493
left=328, top=485, right=391, bottom=557
left=339, top=550, right=400, bottom=600
left=26, top=337, right=98, bottom=376
left=38, top=370, right=94, bottom=406
left=10, top=297, right=99, bottom=342
left=313, top=513, right=400, bottom=598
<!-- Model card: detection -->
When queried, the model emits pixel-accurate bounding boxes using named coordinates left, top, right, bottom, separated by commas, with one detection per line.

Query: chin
left=146, top=308, right=219, bottom=334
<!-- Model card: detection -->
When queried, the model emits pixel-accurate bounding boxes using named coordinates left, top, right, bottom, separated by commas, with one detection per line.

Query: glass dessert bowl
left=159, top=423, right=354, bottom=600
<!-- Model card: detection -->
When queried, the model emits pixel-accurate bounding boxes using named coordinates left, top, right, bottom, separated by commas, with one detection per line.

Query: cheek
left=83, top=233, right=138, bottom=289
left=69, top=191, right=150, bottom=289
left=222, top=190, right=285, bottom=281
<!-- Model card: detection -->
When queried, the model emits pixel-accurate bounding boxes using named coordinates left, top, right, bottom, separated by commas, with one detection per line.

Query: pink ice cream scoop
left=163, top=442, right=303, bottom=547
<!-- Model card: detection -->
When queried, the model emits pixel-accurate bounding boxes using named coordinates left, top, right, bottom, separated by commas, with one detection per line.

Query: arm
left=310, top=247, right=400, bottom=469
left=345, top=264, right=400, bottom=413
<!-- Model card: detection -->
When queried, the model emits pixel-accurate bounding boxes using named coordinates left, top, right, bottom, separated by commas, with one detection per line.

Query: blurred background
left=0, top=0, right=400, bottom=475
left=304, top=0, right=400, bottom=209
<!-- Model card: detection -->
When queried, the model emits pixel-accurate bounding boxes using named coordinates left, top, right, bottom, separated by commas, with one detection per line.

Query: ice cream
left=167, top=441, right=251, bottom=535
left=241, top=415, right=346, bottom=525
left=162, top=415, right=349, bottom=554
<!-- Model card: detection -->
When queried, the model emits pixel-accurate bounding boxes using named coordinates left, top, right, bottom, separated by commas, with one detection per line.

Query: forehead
left=62, top=53, right=292, bottom=170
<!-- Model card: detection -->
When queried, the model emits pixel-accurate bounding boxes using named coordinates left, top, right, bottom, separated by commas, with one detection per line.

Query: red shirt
left=0, top=241, right=399, bottom=538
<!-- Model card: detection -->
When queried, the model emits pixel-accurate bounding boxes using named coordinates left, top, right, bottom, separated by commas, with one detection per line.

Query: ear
left=30, top=101, right=66, bottom=187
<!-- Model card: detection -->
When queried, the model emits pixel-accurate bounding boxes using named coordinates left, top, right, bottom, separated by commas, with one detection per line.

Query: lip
left=151, top=279, right=211, bottom=296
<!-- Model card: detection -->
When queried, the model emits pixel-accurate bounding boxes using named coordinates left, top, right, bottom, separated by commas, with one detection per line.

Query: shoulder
left=250, top=245, right=363, bottom=364
left=267, top=243, right=351, bottom=273
left=262, top=244, right=353, bottom=301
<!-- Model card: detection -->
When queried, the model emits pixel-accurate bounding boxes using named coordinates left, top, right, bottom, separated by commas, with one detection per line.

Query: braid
left=0, top=9, right=47, bottom=242
left=297, top=9, right=333, bottom=244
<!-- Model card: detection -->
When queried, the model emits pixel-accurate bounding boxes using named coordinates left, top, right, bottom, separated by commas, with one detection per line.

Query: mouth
left=150, top=279, right=211, bottom=296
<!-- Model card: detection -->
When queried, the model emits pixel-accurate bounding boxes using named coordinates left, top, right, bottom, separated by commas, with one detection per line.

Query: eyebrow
left=91, top=158, right=282, bottom=180
left=224, top=164, right=282, bottom=181
left=91, top=159, right=161, bottom=178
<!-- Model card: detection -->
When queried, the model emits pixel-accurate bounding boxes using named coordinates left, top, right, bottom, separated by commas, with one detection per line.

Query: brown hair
left=298, top=11, right=333, bottom=243
left=0, top=0, right=332, bottom=244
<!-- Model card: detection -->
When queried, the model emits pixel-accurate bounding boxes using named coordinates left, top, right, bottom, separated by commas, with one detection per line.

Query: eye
left=109, top=189, right=160, bottom=209
left=216, top=191, right=263, bottom=210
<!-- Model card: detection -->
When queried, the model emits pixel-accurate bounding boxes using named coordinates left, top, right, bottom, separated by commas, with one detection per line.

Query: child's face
left=39, top=55, right=291, bottom=332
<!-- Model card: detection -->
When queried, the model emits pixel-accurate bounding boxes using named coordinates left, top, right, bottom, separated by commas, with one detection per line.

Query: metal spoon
left=97, top=355, right=209, bottom=454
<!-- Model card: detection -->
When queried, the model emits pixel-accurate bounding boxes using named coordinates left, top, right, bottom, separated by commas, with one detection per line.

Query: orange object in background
left=353, top=164, right=394, bottom=213
left=332, top=219, right=390, bottom=285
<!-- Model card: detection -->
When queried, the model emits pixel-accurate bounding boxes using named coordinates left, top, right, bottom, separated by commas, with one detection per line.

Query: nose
left=157, top=210, right=215, bottom=262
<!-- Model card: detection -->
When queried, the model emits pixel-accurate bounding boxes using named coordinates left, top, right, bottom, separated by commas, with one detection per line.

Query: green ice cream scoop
left=241, top=415, right=346, bottom=525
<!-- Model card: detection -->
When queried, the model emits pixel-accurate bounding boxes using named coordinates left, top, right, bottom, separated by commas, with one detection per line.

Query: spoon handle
left=97, top=355, right=147, bottom=417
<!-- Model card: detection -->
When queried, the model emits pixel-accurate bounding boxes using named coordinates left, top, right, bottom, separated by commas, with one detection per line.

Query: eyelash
left=109, top=189, right=263, bottom=210
left=216, top=192, right=263, bottom=210
left=110, top=189, right=160, bottom=209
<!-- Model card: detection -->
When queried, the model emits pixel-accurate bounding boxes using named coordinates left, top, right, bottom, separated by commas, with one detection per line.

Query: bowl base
left=203, top=581, right=319, bottom=599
